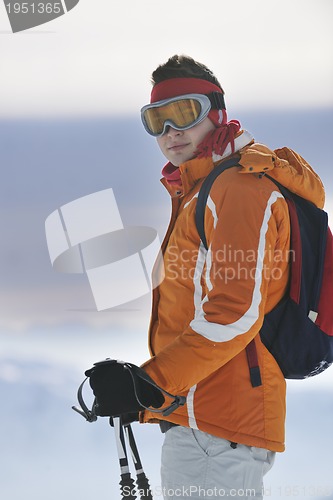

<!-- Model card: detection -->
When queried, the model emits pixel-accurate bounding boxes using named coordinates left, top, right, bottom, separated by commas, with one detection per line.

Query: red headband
left=150, top=78, right=223, bottom=103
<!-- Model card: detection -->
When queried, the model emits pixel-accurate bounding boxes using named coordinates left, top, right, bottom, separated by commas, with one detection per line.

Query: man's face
left=156, top=117, right=215, bottom=166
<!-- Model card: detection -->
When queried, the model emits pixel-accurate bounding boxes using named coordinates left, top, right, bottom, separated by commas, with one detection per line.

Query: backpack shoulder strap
left=195, top=154, right=241, bottom=251
left=195, top=153, right=263, bottom=388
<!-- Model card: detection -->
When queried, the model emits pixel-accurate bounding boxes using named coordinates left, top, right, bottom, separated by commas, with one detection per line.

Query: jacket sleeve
left=141, top=174, right=289, bottom=396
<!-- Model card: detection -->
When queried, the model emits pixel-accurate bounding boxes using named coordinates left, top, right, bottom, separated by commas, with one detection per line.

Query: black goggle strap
left=207, top=92, right=226, bottom=110
left=123, top=362, right=186, bottom=417
left=146, top=92, right=225, bottom=114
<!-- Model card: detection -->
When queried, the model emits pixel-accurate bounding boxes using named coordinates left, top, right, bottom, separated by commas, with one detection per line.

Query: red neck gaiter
left=161, top=162, right=182, bottom=186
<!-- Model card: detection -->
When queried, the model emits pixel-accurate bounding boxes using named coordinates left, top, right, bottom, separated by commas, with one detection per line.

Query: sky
left=0, top=0, right=333, bottom=117
left=0, top=1, right=333, bottom=499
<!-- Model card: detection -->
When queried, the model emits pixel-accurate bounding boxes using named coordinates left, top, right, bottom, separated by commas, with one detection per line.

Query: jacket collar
left=161, top=130, right=254, bottom=198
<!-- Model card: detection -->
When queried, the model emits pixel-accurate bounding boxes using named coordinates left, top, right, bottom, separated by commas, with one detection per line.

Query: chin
left=171, top=153, right=195, bottom=166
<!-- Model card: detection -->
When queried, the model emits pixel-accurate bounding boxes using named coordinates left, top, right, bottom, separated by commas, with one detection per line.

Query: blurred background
left=0, top=0, right=332, bottom=498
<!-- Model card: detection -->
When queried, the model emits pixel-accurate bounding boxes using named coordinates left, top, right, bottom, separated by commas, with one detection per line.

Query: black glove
left=85, top=359, right=165, bottom=417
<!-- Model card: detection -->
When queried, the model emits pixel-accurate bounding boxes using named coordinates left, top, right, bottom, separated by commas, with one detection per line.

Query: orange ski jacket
left=141, top=138, right=325, bottom=452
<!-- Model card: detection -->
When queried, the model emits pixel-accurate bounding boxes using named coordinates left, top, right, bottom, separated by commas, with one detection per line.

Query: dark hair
left=151, top=54, right=224, bottom=93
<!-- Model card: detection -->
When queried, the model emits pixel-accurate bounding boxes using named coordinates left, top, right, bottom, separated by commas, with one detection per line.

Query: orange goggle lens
left=141, top=95, right=211, bottom=136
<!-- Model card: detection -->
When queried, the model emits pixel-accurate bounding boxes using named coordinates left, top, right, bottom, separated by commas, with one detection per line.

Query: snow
left=1, top=348, right=332, bottom=500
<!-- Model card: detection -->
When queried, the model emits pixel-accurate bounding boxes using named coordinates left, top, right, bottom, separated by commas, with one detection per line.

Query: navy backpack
left=195, top=156, right=333, bottom=387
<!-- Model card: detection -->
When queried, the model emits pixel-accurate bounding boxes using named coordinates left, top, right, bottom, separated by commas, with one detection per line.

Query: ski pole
left=124, top=424, right=153, bottom=500
left=72, top=361, right=186, bottom=499
left=113, top=416, right=137, bottom=500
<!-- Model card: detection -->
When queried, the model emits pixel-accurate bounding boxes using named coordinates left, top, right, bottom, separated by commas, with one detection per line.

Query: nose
left=165, top=125, right=183, bottom=137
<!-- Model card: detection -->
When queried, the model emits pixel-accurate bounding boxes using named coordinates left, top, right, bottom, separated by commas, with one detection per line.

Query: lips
left=168, top=143, right=190, bottom=151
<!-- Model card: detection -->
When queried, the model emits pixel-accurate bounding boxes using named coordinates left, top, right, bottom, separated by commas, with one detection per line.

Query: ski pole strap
left=123, top=362, right=186, bottom=416
left=72, top=377, right=98, bottom=422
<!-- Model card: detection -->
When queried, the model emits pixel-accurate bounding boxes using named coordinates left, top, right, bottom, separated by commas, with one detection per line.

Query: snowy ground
left=1, top=328, right=333, bottom=500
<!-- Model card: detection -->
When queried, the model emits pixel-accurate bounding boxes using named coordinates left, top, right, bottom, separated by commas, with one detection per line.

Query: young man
left=89, top=55, right=325, bottom=499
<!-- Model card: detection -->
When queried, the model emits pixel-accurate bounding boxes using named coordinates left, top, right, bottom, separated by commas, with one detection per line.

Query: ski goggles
left=141, top=93, right=225, bottom=137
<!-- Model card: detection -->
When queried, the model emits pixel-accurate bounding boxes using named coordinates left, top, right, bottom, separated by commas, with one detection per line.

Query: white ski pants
left=160, top=426, right=275, bottom=500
